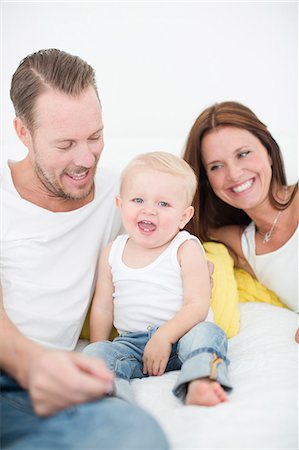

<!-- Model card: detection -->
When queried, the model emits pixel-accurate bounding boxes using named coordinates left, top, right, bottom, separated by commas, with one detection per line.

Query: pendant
left=263, top=231, right=271, bottom=243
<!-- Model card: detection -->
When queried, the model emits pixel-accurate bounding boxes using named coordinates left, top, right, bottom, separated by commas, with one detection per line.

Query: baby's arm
left=90, top=243, right=114, bottom=343
left=143, top=239, right=210, bottom=376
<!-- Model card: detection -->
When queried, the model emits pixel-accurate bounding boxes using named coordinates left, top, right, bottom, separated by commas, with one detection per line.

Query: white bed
left=78, top=303, right=298, bottom=449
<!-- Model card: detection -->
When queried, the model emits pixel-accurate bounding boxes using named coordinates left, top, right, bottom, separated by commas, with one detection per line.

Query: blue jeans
left=0, top=372, right=169, bottom=450
left=84, top=322, right=232, bottom=403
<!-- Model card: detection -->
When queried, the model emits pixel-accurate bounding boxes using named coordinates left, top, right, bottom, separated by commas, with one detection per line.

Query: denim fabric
left=84, top=322, right=232, bottom=403
left=173, top=321, right=232, bottom=399
left=0, top=372, right=169, bottom=450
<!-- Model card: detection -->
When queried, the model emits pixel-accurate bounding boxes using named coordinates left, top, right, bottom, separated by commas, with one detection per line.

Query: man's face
left=26, top=86, right=104, bottom=200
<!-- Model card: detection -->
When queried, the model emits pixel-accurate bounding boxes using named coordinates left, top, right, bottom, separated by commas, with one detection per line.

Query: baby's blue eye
left=158, top=201, right=170, bottom=207
left=133, top=198, right=143, bottom=204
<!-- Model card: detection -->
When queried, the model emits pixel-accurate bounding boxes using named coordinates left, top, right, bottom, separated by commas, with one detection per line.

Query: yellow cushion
left=80, top=241, right=287, bottom=341
left=204, top=242, right=287, bottom=339
left=235, top=267, right=287, bottom=307
left=203, top=242, right=240, bottom=338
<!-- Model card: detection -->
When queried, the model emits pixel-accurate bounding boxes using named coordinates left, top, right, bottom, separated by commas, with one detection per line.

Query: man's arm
left=0, top=282, right=45, bottom=386
left=143, top=240, right=211, bottom=376
left=0, top=282, right=114, bottom=417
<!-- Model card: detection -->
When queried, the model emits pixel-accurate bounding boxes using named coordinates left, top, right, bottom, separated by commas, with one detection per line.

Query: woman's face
left=201, top=126, right=273, bottom=212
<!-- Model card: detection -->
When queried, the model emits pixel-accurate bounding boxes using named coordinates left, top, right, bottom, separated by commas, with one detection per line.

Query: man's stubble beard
left=33, top=154, right=98, bottom=201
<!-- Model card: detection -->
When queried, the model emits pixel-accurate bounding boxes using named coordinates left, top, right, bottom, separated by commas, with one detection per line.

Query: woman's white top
left=241, top=221, right=298, bottom=312
left=1, top=162, right=122, bottom=350
left=109, top=230, right=213, bottom=334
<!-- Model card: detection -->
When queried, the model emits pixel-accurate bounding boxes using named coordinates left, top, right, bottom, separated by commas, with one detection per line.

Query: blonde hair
left=120, top=151, right=198, bottom=205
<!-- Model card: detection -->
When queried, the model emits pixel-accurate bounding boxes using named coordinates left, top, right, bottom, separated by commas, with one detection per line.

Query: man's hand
left=28, top=350, right=114, bottom=417
left=143, top=333, right=172, bottom=376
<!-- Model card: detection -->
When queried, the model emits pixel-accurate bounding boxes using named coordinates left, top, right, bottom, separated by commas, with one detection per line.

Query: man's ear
left=13, top=117, right=32, bottom=148
left=115, top=195, right=122, bottom=209
left=179, top=206, right=194, bottom=230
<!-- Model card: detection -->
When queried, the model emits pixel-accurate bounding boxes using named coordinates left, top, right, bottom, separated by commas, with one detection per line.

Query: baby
left=84, top=151, right=232, bottom=405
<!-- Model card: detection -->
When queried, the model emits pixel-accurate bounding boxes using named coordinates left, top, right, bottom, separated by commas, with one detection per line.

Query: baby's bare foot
left=185, top=379, right=228, bottom=406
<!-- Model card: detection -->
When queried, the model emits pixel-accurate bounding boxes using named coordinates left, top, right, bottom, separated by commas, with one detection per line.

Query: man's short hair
left=10, top=48, right=100, bottom=130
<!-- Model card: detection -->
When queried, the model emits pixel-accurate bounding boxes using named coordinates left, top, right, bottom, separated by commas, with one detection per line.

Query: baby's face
left=116, top=167, right=193, bottom=249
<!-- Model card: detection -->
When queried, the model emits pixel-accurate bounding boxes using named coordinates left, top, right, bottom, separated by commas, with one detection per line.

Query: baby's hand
left=143, top=333, right=172, bottom=376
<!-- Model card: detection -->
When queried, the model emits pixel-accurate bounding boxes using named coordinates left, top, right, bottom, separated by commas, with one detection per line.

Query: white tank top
left=241, top=221, right=298, bottom=312
left=110, top=230, right=213, bottom=333
left=1, top=162, right=122, bottom=350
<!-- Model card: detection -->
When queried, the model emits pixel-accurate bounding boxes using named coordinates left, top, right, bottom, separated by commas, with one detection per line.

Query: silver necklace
left=256, top=210, right=282, bottom=244
left=255, top=188, right=287, bottom=244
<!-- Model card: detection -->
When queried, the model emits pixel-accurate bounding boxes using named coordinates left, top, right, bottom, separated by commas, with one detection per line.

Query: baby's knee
left=83, top=340, right=111, bottom=358
left=190, top=321, right=224, bottom=339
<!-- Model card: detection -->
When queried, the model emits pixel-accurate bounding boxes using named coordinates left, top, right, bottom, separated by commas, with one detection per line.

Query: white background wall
left=1, top=1, right=298, bottom=182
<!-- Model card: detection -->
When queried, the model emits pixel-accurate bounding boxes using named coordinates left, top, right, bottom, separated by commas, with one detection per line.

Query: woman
left=182, top=101, right=298, bottom=340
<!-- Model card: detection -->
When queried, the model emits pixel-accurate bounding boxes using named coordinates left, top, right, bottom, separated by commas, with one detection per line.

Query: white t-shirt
left=241, top=221, right=298, bottom=312
left=1, top=162, right=122, bottom=350
left=109, top=230, right=213, bottom=334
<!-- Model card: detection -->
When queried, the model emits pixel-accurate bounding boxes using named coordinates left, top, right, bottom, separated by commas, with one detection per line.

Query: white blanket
left=78, top=303, right=298, bottom=449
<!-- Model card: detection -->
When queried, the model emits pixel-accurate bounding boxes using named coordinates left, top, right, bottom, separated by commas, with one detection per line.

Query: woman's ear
left=179, top=206, right=194, bottom=229
left=115, top=195, right=122, bottom=209
left=13, top=117, right=32, bottom=148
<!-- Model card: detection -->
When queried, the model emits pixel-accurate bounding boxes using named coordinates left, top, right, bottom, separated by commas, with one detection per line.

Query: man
left=0, top=48, right=169, bottom=449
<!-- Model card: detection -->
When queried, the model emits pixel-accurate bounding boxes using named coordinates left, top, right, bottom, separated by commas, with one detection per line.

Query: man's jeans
left=0, top=372, right=169, bottom=450
left=84, top=322, right=232, bottom=403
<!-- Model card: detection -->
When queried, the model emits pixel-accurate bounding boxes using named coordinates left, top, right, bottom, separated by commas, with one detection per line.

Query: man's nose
left=73, top=144, right=97, bottom=168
